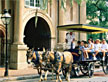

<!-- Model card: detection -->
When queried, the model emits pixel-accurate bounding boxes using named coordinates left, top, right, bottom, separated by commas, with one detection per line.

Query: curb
left=0, top=74, right=38, bottom=82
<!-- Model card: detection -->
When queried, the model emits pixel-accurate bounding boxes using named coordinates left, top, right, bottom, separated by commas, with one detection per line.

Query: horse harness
left=32, top=51, right=41, bottom=64
left=54, top=51, right=65, bottom=64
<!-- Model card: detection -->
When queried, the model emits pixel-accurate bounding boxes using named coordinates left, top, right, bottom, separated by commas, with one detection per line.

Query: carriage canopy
left=57, top=24, right=108, bottom=33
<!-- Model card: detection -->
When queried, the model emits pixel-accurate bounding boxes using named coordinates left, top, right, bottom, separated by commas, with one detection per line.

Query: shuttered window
left=25, top=0, right=40, bottom=8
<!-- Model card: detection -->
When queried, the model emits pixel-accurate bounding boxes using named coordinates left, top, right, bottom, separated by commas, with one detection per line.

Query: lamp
left=1, top=9, right=11, bottom=76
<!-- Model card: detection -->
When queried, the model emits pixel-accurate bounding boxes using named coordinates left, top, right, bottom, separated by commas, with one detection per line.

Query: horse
left=26, top=48, right=49, bottom=82
left=43, top=51, right=73, bottom=82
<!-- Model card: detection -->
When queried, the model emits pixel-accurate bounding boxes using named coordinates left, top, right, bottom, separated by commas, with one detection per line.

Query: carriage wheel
left=88, top=63, right=94, bottom=78
left=102, top=55, right=108, bottom=74
left=71, top=65, right=80, bottom=77
left=80, top=64, right=88, bottom=75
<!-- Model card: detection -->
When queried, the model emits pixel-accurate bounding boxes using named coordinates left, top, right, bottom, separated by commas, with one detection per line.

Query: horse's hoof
left=44, top=78, right=47, bottom=81
left=41, top=79, right=44, bottom=81
left=67, top=80, right=70, bottom=82
left=38, top=80, right=41, bottom=82
left=66, top=78, right=68, bottom=81
left=56, top=80, right=58, bottom=82
left=60, top=80, right=62, bottom=82
left=39, top=79, right=43, bottom=82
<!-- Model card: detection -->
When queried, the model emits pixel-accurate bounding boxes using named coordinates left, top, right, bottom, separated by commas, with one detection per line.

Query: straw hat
left=96, top=39, right=100, bottom=42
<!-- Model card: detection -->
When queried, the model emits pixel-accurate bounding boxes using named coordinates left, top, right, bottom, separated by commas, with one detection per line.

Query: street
left=5, top=72, right=108, bottom=82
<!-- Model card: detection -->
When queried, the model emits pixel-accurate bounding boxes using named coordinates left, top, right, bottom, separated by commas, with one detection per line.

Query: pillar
left=80, top=1, right=87, bottom=41
left=0, top=0, right=1, bottom=14
left=10, top=0, right=28, bottom=69
left=58, top=2, right=66, bottom=43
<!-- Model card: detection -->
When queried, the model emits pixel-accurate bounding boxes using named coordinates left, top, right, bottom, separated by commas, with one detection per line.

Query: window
left=30, top=0, right=34, bottom=6
left=35, top=0, right=40, bottom=7
left=25, top=0, right=30, bottom=6
left=25, top=0, right=40, bottom=8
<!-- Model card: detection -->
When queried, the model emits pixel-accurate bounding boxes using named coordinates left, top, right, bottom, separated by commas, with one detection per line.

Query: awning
left=57, top=24, right=108, bottom=33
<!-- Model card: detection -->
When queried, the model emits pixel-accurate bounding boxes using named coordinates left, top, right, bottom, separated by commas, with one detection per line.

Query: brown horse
left=26, top=49, right=48, bottom=82
left=43, top=51, right=73, bottom=82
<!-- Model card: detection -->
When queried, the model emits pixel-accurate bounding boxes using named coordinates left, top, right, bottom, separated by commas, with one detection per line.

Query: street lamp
left=1, top=9, right=11, bottom=76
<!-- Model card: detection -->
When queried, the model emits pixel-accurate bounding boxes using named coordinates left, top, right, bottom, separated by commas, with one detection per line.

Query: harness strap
left=62, top=53, right=65, bottom=63
left=32, top=51, right=40, bottom=64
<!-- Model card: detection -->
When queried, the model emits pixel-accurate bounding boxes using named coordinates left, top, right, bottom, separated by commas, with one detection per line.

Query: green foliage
left=39, top=0, right=86, bottom=10
left=87, top=0, right=108, bottom=27
left=40, top=0, right=52, bottom=10
left=61, top=0, right=67, bottom=11
left=87, top=0, right=108, bottom=40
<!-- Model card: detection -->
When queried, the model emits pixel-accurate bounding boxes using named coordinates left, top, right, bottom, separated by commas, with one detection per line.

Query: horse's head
left=26, top=49, right=34, bottom=64
left=42, top=50, right=51, bottom=63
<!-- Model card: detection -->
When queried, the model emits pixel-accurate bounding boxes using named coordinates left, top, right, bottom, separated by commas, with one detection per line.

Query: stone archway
left=24, top=17, right=51, bottom=50
left=23, top=10, right=56, bottom=50
left=0, top=24, right=5, bottom=67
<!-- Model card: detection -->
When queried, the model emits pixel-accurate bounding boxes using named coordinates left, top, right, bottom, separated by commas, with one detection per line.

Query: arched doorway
left=24, top=17, right=51, bottom=50
left=0, top=27, right=5, bottom=67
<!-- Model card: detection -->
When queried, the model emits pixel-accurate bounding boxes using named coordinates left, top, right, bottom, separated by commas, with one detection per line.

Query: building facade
left=0, top=0, right=86, bottom=69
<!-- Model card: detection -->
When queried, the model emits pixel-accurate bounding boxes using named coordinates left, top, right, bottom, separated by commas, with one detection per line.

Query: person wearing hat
left=101, top=39, right=108, bottom=61
left=93, top=39, right=101, bottom=60
left=65, top=32, right=75, bottom=49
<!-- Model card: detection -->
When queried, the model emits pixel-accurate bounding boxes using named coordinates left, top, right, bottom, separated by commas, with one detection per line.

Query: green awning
left=57, top=24, right=108, bottom=33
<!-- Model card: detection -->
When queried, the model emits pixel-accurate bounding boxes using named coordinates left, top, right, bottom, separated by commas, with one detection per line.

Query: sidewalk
left=0, top=67, right=38, bottom=82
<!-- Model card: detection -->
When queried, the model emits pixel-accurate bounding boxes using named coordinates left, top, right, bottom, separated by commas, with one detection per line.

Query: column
left=13, top=0, right=24, bottom=44
left=80, top=1, right=86, bottom=41
left=10, top=0, right=28, bottom=69
left=0, top=0, right=1, bottom=14
left=58, top=2, right=66, bottom=43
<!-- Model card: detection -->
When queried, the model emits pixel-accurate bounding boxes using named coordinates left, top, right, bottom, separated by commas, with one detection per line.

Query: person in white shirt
left=93, top=39, right=101, bottom=60
left=83, top=39, right=94, bottom=59
left=66, top=32, right=75, bottom=49
left=101, top=39, right=108, bottom=60
left=87, top=39, right=94, bottom=52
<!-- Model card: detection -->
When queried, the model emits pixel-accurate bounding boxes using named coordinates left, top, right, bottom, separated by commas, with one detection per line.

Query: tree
left=87, top=0, right=108, bottom=27
left=87, top=0, right=108, bottom=40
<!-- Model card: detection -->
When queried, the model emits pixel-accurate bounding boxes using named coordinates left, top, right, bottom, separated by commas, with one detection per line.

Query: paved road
left=4, top=68, right=108, bottom=82
left=5, top=73, right=108, bottom=82
left=6, top=77, right=108, bottom=82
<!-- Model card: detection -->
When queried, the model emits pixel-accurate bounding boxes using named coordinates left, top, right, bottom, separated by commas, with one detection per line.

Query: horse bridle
left=26, top=50, right=34, bottom=59
left=43, top=51, right=50, bottom=63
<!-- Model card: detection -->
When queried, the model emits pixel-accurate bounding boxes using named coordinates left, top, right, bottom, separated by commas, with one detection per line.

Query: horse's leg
left=39, top=67, right=43, bottom=82
left=67, top=64, right=72, bottom=82
left=44, top=70, right=48, bottom=80
left=66, top=72, right=70, bottom=82
left=57, top=63, right=62, bottom=82
left=51, top=65, right=54, bottom=80
left=56, top=73, right=59, bottom=82
left=59, top=75, right=62, bottom=82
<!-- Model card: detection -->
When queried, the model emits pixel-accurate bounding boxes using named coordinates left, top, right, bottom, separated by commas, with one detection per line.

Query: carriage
left=57, top=24, right=108, bottom=78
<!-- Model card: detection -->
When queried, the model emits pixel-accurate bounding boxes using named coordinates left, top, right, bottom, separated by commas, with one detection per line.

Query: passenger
left=65, top=32, right=75, bottom=49
left=93, top=39, right=101, bottom=60
left=83, top=41, right=89, bottom=59
left=101, top=39, right=108, bottom=61
left=79, top=41, right=84, bottom=50
left=75, top=41, right=81, bottom=50
left=87, top=38, right=94, bottom=52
